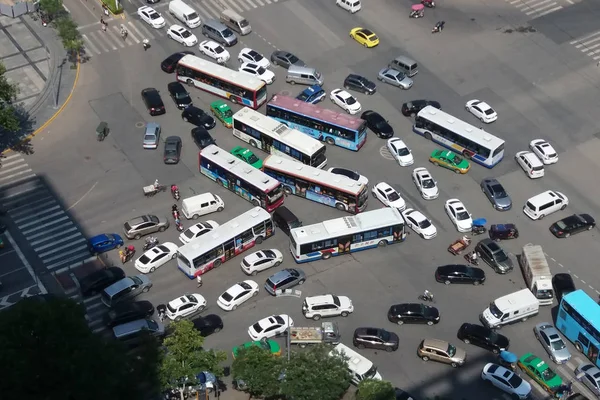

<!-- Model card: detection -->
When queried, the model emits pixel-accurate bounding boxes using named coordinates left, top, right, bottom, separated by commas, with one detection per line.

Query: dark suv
left=387, top=303, right=440, bottom=326
left=141, top=88, right=165, bottom=116
left=343, top=74, right=376, bottom=95
left=456, top=323, right=509, bottom=354
left=353, top=327, right=399, bottom=352
left=475, top=239, right=513, bottom=274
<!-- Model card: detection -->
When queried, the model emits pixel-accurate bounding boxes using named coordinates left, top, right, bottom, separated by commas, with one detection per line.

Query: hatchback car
left=239, top=62, right=275, bottom=84
left=372, top=182, right=406, bottom=211
left=167, top=24, right=198, bottom=47
left=534, top=323, right=571, bottom=364
left=161, top=51, right=194, bottom=73
left=574, top=363, right=600, bottom=397
left=402, top=208, right=436, bottom=239
left=361, top=110, right=393, bottom=138
left=552, top=273, right=576, bottom=303
left=343, top=74, right=376, bottom=95
left=353, top=327, right=399, bottom=352
left=388, top=303, right=440, bottom=325
left=515, top=151, right=544, bottom=179
left=79, top=267, right=125, bottom=297
left=123, top=215, right=169, bottom=240
left=248, top=314, right=294, bottom=340
left=238, top=47, right=269, bottom=68
left=550, top=214, right=596, bottom=238
left=349, top=27, right=379, bottom=47
left=412, top=167, right=439, bottom=200
left=166, top=294, right=207, bottom=321
left=530, top=139, right=558, bottom=164
left=418, top=339, right=466, bottom=368
left=137, top=5, right=165, bottom=29
left=475, top=239, right=513, bottom=274
left=191, top=127, right=216, bottom=149
left=480, top=177, right=512, bottom=211
left=270, top=50, right=305, bottom=69
left=445, top=199, right=473, bottom=233
left=134, top=243, right=178, bottom=273
left=241, top=249, right=284, bottom=275
left=435, top=265, right=485, bottom=285
left=401, top=100, right=441, bottom=116
left=296, top=85, right=326, bottom=104
left=430, top=150, right=470, bottom=174
left=481, top=363, right=531, bottom=399
left=88, top=233, right=124, bottom=254
left=327, top=167, right=368, bottom=185
left=179, top=220, right=218, bottom=244
left=465, top=99, right=497, bottom=123
left=167, top=82, right=192, bottom=109
left=143, top=122, right=161, bottom=149
left=182, top=106, right=216, bottom=129
left=217, top=280, right=259, bottom=311
left=378, top=67, right=413, bottom=89
left=264, top=268, right=306, bottom=295
left=456, top=323, right=509, bottom=353
left=101, top=275, right=152, bottom=307
left=200, top=40, right=230, bottom=64
left=387, top=138, right=414, bottom=166
left=192, top=314, right=223, bottom=336
left=163, top=136, right=182, bottom=164
left=330, top=89, right=361, bottom=114
left=141, top=88, right=165, bottom=116
left=103, top=300, right=155, bottom=328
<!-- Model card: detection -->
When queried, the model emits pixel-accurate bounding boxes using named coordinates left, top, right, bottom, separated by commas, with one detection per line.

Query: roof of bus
left=178, top=55, right=265, bottom=90
left=233, top=107, right=324, bottom=155
left=177, top=207, right=271, bottom=259
left=268, top=94, right=365, bottom=131
left=200, top=145, right=281, bottom=191
left=563, top=290, right=600, bottom=324
left=417, top=106, right=505, bottom=149
left=263, top=155, right=364, bottom=194
left=290, top=208, right=404, bottom=245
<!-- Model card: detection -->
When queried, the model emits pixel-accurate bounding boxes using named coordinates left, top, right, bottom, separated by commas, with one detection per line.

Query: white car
left=166, top=294, right=207, bottom=321
left=330, top=89, right=361, bottom=115
left=167, top=25, right=197, bottom=47
left=481, top=363, right=531, bottom=400
left=248, top=314, right=294, bottom=340
left=137, top=6, right=165, bottom=29
left=412, top=167, right=439, bottom=200
left=134, top=242, right=178, bottom=273
left=445, top=199, right=473, bottom=233
left=371, top=182, right=406, bottom=211
left=179, top=220, right=219, bottom=244
left=529, top=139, right=558, bottom=164
left=239, top=63, right=275, bottom=84
left=402, top=208, right=437, bottom=239
left=387, top=138, right=414, bottom=166
left=200, top=40, right=230, bottom=64
left=241, top=249, right=283, bottom=275
left=217, top=280, right=259, bottom=311
left=465, top=99, right=497, bottom=123
left=238, top=48, right=270, bottom=68
left=302, top=294, right=354, bottom=320
left=327, top=167, right=369, bottom=186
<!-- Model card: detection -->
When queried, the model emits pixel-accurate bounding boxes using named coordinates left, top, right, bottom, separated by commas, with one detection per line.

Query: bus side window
left=253, top=222, right=265, bottom=235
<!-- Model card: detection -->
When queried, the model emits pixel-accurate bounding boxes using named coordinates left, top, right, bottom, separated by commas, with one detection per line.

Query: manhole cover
left=280, top=90, right=291, bottom=96
left=379, top=146, right=395, bottom=160
left=135, top=122, right=145, bottom=128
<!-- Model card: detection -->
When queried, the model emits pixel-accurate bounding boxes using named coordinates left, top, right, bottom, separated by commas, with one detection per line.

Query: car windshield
left=149, top=13, right=160, bottom=20
left=422, top=178, right=435, bottom=188
left=493, top=249, right=509, bottom=262
left=184, top=229, right=195, bottom=239
left=451, top=155, right=463, bottom=164
left=447, top=344, right=456, bottom=357
left=418, top=219, right=432, bottom=229
left=387, top=191, right=400, bottom=201
left=551, top=339, right=566, bottom=350
left=224, top=109, right=233, bottom=118
left=491, top=184, right=506, bottom=197
left=345, top=96, right=356, bottom=105
left=379, top=330, right=390, bottom=341
left=256, top=66, right=266, bottom=74
left=175, top=92, right=188, bottom=99
left=555, top=221, right=567, bottom=229
left=364, top=365, right=379, bottom=379
left=456, top=211, right=470, bottom=220
left=397, top=148, right=410, bottom=156
left=287, top=54, right=299, bottom=64
left=507, top=374, right=522, bottom=388
left=247, top=154, right=259, bottom=163
left=215, top=47, right=224, bottom=54
left=144, top=134, right=156, bottom=141
left=541, top=368, right=557, bottom=381
left=221, top=291, right=233, bottom=302
left=489, top=302, right=503, bottom=318
left=181, top=30, right=192, bottom=38
left=138, top=255, right=150, bottom=264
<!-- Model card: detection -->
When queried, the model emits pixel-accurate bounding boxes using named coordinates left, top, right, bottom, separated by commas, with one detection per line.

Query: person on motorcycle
left=470, top=251, right=478, bottom=263
left=423, top=289, right=433, bottom=301
left=462, top=235, right=471, bottom=245
left=154, top=179, right=160, bottom=189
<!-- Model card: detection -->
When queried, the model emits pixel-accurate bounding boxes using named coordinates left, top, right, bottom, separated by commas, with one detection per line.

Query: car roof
left=422, top=338, right=448, bottom=350
left=146, top=122, right=160, bottom=130
left=165, top=135, right=181, bottom=144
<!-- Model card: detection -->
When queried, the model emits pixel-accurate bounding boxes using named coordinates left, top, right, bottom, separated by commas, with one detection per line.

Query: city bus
left=199, top=145, right=284, bottom=212
left=413, top=106, right=505, bottom=168
left=176, top=55, right=267, bottom=109
left=177, top=207, right=274, bottom=278
left=556, top=290, right=600, bottom=367
left=262, top=155, right=368, bottom=214
left=289, top=208, right=407, bottom=263
left=232, top=107, right=328, bottom=168
left=266, top=94, right=367, bottom=151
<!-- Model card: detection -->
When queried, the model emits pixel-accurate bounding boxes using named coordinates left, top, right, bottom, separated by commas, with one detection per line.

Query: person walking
left=142, top=38, right=150, bottom=51
left=197, top=275, right=203, bottom=288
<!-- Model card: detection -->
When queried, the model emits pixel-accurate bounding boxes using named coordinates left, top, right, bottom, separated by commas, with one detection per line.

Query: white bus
left=233, top=107, right=328, bottom=169
left=263, top=156, right=368, bottom=214
left=413, top=106, right=505, bottom=168
left=289, top=208, right=407, bottom=263
left=176, top=55, right=267, bottom=109
left=177, top=207, right=274, bottom=278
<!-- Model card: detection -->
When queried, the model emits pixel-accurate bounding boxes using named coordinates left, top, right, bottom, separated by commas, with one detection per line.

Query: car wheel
left=213, top=327, right=221, bottom=333
left=134, top=234, right=141, bottom=240
left=274, top=261, right=281, bottom=267
left=150, top=267, right=156, bottom=273
left=335, top=202, right=346, bottom=211
left=232, top=304, right=237, bottom=310
left=451, top=362, right=458, bottom=368
left=560, top=204, right=567, bottom=211
left=565, top=233, right=570, bottom=238
left=252, top=199, right=260, bottom=207
left=298, top=279, right=305, bottom=285
left=249, top=139, right=258, bottom=148
left=589, top=225, right=594, bottom=230
left=397, top=320, right=403, bottom=325
left=322, top=252, right=331, bottom=260
left=313, top=314, right=321, bottom=321
left=463, top=338, right=470, bottom=344
left=433, top=161, right=439, bottom=167
left=454, top=169, right=461, bottom=174
left=344, top=85, right=350, bottom=90
left=492, top=348, right=500, bottom=354
left=289, top=80, right=295, bottom=85
left=183, top=116, right=188, bottom=122
left=386, top=346, right=393, bottom=352
left=213, top=259, right=222, bottom=268
left=238, top=58, right=243, bottom=64
left=363, top=42, right=367, bottom=47
left=256, top=236, right=263, bottom=245
left=377, top=76, right=383, bottom=81
left=251, top=270, right=257, bottom=276
left=538, top=214, right=545, bottom=220
left=116, top=243, right=123, bottom=249
left=159, top=226, right=166, bottom=232
left=175, top=316, right=182, bottom=322
left=427, top=321, right=434, bottom=326
left=142, top=286, right=150, bottom=293
left=357, top=344, right=365, bottom=349
left=377, top=240, right=387, bottom=247
left=252, top=290, right=258, bottom=297
left=480, top=116, right=484, bottom=122
left=217, top=207, right=224, bottom=212
left=473, top=281, right=480, bottom=286
left=444, top=280, right=451, bottom=285
left=341, top=311, right=349, bottom=317
left=421, top=356, right=429, bottom=361
left=346, top=108, right=351, bottom=114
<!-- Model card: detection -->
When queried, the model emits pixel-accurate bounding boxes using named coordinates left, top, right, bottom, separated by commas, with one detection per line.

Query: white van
left=329, top=343, right=382, bottom=385
left=480, top=289, right=540, bottom=329
left=523, top=190, right=568, bottom=220
left=169, top=0, right=201, bottom=29
left=336, top=0, right=361, bottom=13
left=181, top=193, right=224, bottom=220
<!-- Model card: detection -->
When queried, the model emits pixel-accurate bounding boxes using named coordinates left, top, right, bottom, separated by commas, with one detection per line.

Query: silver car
left=124, top=215, right=169, bottom=240
left=533, top=323, right=571, bottom=364
left=480, top=178, right=512, bottom=211
left=574, top=363, right=600, bottom=396
left=143, top=122, right=161, bottom=149
left=377, top=67, right=413, bottom=89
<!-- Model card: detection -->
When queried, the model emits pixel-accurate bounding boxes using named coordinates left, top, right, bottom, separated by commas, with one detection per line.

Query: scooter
left=172, top=204, right=180, bottom=221
left=432, top=21, right=445, bottom=33
left=143, top=236, right=159, bottom=251
left=421, top=0, right=435, bottom=8
left=418, top=290, right=435, bottom=302
left=464, top=252, right=479, bottom=266
left=175, top=218, right=184, bottom=232
left=119, top=246, right=136, bottom=263
left=171, top=184, right=180, bottom=201
left=409, top=4, right=425, bottom=18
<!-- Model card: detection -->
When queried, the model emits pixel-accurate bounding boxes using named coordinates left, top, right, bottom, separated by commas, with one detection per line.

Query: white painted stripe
left=571, top=31, right=600, bottom=45
left=83, top=294, right=101, bottom=304
left=133, top=20, right=156, bottom=40
left=14, top=205, right=61, bottom=224
left=40, top=240, right=88, bottom=259
left=525, top=2, right=556, bottom=14
left=272, top=0, right=278, bottom=2
left=96, top=29, right=118, bottom=51
left=581, top=42, right=600, bottom=52
left=4, top=231, right=47, bottom=294
left=514, top=2, right=526, bottom=8
left=253, top=0, right=265, bottom=6
left=18, top=210, right=65, bottom=228
left=202, top=0, right=223, bottom=18
left=108, top=27, right=126, bottom=48
left=580, top=36, right=600, bottom=47
left=24, top=218, right=71, bottom=237
left=35, top=233, right=86, bottom=252
left=222, top=0, right=244, bottom=13
left=83, top=34, right=101, bottom=55
left=45, top=253, right=93, bottom=271
left=509, top=0, right=520, bottom=2
left=30, top=226, right=79, bottom=246
left=126, top=21, right=141, bottom=43
left=524, top=0, right=551, bottom=9
left=0, top=174, right=38, bottom=190
left=0, top=168, right=34, bottom=183
left=88, top=31, right=111, bottom=53
left=10, top=199, right=56, bottom=217
left=245, top=0, right=257, bottom=8
left=1, top=183, right=43, bottom=201
left=0, top=159, right=26, bottom=169
left=263, top=0, right=272, bottom=4
left=0, top=153, right=21, bottom=161
left=195, top=7, right=215, bottom=20
left=42, top=245, right=89, bottom=263
left=9, top=196, right=55, bottom=213
left=533, top=5, right=561, bottom=16
left=522, top=0, right=545, bottom=5
left=0, top=164, right=28, bottom=176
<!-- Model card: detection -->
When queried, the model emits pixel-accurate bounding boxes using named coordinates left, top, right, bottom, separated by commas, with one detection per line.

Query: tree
left=356, top=379, right=395, bottom=400
left=0, top=296, right=156, bottom=400
left=39, top=0, right=63, bottom=19
left=55, top=16, right=83, bottom=67
left=0, top=61, right=20, bottom=133
left=159, top=320, right=227, bottom=397
left=231, top=346, right=283, bottom=398
left=281, top=344, right=351, bottom=400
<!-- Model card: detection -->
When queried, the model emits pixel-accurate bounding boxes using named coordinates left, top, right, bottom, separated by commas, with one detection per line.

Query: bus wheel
left=322, top=252, right=331, bottom=260
left=252, top=199, right=260, bottom=207
left=326, top=137, right=335, bottom=145
left=213, top=259, right=222, bottom=268
left=186, top=79, right=194, bottom=87
left=250, top=140, right=258, bottom=148
left=424, top=132, right=432, bottom=141
left=230, top=97, right=238, bottom=104
left=378, top=240, right=387, bottom=247
left=256, top=236, right=263, bottom=245
left=283, top=186, right=292, bottom=195
left=335, top=203, right=346, bottom=211
left=575, top=342, right=583, bottom=353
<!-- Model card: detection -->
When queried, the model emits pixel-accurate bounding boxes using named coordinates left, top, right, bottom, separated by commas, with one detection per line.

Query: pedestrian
left=197, top=275, right=203, bottom=288
left=101, top=22, right=106, bottom=32
left=143, top=38, right=149, bottom=51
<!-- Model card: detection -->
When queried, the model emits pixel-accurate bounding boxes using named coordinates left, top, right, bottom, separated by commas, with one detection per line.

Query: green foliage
left=231, top=346, right=283, bottom=398
left=0, top=296, right=155, bottom=400
left=102, top=0, right=123, bottom=13
left=281, top=344, right=351, bottom=400
left=159, top=320, right=227, bottom=394
left=0, top=61, right=20, bottom=133
left=356, top=379, right=395, bottom=400
left=39, top=0, right=63, bottom=18
left=55, top=16, right=83, bottom=65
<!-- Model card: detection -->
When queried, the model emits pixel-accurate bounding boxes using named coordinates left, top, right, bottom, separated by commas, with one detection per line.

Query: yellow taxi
left=349, top=27, right=380, bottom=48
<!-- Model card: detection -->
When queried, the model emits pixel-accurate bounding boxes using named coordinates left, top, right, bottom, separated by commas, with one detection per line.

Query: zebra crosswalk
left=0, top=154, right=92, bottom=274
left=570, top=31, right=600, bottom=62
left=503, top=0, right=564, bottom=18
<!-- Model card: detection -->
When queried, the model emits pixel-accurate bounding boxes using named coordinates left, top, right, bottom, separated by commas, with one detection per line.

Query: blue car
left=296, top=85, right=326, bottom=104
left=88, top=233, right=124, bottom=254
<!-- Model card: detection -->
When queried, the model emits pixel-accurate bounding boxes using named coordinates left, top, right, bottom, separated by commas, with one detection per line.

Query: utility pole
left=275, top=288, right=302, bottom=362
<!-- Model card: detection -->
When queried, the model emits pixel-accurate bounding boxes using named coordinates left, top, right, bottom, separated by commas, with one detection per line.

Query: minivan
left=389, top=56, right=418, bottom=77
left=330, top=343, right=382, bottom=384
left=202, top=19, right=237, bottom=47
left=336, top=0, right=361, bottom=13
left=101, top=275, right=152, bottom=307
left=523, top=190, right=568, bottom=220
left=515, top=151, right=544, bottom=179
left=264, top=268, right=306, bottom=295
left=112, top=318, right=165, bottom=343
left=181, top=192, right=224, bottom=220
left=286, top=66, right=324, bottom=86
left=272, top=206, right=302, bottom=236
left=169, top=0, right=201, bottom=29
left=220, top=9, right=251, bottom=35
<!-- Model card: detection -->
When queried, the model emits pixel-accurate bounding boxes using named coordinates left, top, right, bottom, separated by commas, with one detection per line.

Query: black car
left=103, top=301, right=155, bottom=328
left=353, top=327, right=399, bottom=352
left=552, top=273, right=576, bottom=303
left=182, top=106, right=216, bottom=129
left=192, top=314, right=223, bottom=336
left=387, top=303, right=440, bottom=325
left=141, top=88, right=165, bottom=116
left=435, top=264, right=486, bottom=285
left=161, top=51, right=194, bottom=73
left=394, top=388, right=417, bottom=400
left=164, top=136, right=182, bottom=164
left=550, top=214, right=596, bottom=238
left=270, top=50, right=305, bottom=69
left=401, top=100, right=441, bottom=116
left=167, top=82, right=192, bottom=109
left=191, top=127, right=216, bottom=149
left=361, top=110, right=393, bottom=138
left=456, top=323, right=510, bottom=354
left=79, top=267, right=125, bottom=297
left=328, top=167, right=361, bottom=182
left=343, top=74, right=376, bottom=95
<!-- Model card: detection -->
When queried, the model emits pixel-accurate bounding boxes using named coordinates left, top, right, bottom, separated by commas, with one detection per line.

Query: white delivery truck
left=480, top=288, right=540, bottom=329
left=290, top=322, right=340, bottom=348
left=520, top=244, right=554, bottom=305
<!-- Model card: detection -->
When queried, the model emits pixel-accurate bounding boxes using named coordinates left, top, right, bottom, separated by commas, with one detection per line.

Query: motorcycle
left=432, top=20, right=445, bottom=33
left=421, top=0, right=435, bottom=7
left=418, top=290, right=435, bottom=302
left=471, top=218, right=487, bottom=236
left=119, top=245, right=136, bottom=263
left=143, top=236, right=159, bottom=251
left=172, top=204, right=180, bottom=221
left=409, top=4, right=425, bottom=18
left=171, top=184, right=180, bottom=201
left=464, top=251, right=479, bottom=266
left=175, top=218, right=184, bottom=232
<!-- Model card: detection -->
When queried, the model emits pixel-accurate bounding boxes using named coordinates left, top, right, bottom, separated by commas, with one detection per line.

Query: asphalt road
left=15, top=0, right=600, bottom=398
